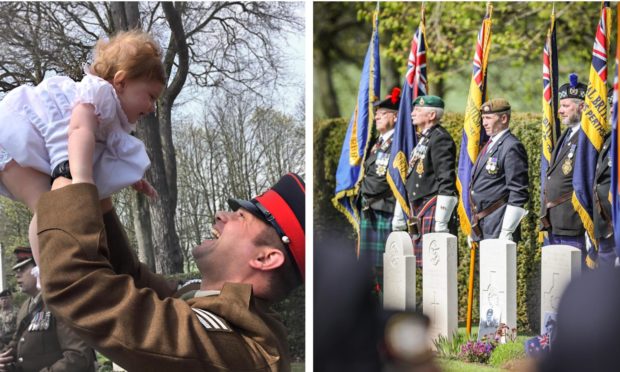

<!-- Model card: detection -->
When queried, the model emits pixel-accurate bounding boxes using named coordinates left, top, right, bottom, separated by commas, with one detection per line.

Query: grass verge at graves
left=439, top=359, right=504, bottom=372
left=488, top=337, right=527, bottom=368
left=291, top=363, right=304, bottom=372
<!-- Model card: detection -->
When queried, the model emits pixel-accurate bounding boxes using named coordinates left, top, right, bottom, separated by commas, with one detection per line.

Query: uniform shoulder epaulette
left=192, top=308, right=233, bottom=332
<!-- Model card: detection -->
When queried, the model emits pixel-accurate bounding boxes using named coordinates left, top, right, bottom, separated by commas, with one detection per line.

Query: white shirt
left=486, top=128, right=510, bottom=152
left=380, top=128, right=395, bottom=142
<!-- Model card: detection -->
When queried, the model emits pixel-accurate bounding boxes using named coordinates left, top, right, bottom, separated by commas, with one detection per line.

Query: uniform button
left=413, top=192, right=416, bottom=195
left=547, top=176, right=550, bottom=180
left=20, top=337, right=24, bottom=342
left=18, top=357, right=23, bottom=362
left=416, top=184, right=419, bottom=187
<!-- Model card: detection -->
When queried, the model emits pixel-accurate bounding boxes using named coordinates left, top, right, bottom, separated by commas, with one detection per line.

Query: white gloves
left=392, top=202, right=408, bottom=231
left=434, top=195, right=458, bottom=233
left=499, top=205, right=528, bottom=242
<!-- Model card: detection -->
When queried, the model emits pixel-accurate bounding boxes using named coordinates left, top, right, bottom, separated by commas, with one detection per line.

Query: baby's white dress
left=0, top=73, right=150, bottom=199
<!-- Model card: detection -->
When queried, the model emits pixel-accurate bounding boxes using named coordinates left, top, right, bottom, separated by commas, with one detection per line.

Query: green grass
left=291, top=363, right=304, bottom=372
left=489, top=341, right=526, bottom=368
left=439, top=359, right=504, bottom=372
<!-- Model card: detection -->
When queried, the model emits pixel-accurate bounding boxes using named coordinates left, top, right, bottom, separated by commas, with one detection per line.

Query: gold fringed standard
left=456, top=179, right=472, bottom=236
left=571, top=192, right=597, bottom=248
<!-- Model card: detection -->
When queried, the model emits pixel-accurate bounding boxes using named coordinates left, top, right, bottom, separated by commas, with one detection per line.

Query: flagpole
left=466, top=241, right=477, bottom=336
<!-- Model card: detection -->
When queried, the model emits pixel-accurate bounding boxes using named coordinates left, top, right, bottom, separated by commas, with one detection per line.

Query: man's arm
left=102, top=208, right=177, bottom=298
left=504, top=141, right=529, bottom=207
left=42, top=319, right=94, bottom=372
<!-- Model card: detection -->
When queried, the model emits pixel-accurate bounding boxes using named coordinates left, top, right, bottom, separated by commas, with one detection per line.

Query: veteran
left=0, top=247, right=95, bottom=372
left=36, top=172, right=305, bottom=371
left=359, top=87, right=401, bottom=286
left=541, top=74, right=588, bottom=255
left=393, top=95, right=457, bottom=266
left=0, top=290, right=16, bottom=350
left=469, top=98, right=529, bottom=242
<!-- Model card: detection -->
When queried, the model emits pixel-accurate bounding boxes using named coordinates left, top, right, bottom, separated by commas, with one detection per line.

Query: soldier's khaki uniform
left=37, top=183, right=291, bottom=372
left=0, top=307, right=17, bottom=347
left=8, top=293, right=95, bottom=372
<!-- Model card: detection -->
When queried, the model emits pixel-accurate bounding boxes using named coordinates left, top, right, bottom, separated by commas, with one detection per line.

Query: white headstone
left=383, top=231, right=416, bottom=311
left=541, top=245, right=581, bottom=332
left=480, top=239, right=517, bottom=332
left=112, top=363, right=126, bottom=371
left=422, top=233, right=458, bottom=342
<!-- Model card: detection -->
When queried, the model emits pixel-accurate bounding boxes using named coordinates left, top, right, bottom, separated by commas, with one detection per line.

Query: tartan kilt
left=359, top=208, right=393, bottom=268
left=411, top=196, right=458, bottom=267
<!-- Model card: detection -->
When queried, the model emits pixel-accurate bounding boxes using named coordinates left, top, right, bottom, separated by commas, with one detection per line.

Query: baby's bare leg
left=0, top=160, right=51, bottom=269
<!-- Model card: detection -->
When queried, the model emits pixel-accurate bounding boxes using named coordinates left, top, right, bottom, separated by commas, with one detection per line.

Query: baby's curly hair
left=89, top=30, right=166, bottom=85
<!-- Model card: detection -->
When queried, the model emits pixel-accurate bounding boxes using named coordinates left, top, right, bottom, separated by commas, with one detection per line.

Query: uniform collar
left=380, top=128, right=395, bottom=142
left=487, top=128, right=510, bottom=151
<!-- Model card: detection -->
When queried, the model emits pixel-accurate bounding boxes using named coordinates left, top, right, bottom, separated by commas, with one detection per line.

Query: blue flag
left=611, top=10, right=620, bottom=259
left=572, top=1, right=611, bottom=268
left=387, top=13, right=428, bottom=217
left=332, top=9, right=380, bottom=237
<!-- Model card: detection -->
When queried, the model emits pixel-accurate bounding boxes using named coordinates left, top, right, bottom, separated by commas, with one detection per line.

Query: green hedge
left=314, top=113, right=544, bottom=333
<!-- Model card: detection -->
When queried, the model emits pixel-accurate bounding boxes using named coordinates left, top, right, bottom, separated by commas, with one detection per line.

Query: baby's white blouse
left=0, top=73, right=150, bottom=199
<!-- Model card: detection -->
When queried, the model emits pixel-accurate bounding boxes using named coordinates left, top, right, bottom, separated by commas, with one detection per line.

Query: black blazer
left=469, top=130, right=529, bottom=240
left=542, top=128, right=584, bottom=236
left=360, top=135, right=396, bottom=213
left=405, top=124, right=457, bottom=203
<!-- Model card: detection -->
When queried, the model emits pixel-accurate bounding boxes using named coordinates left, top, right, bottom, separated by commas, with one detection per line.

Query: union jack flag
left=539, top=334, right=550, bottom=349
left=472, top=13, right=490, bottom=88
left=386, top=12, right=428, bottom=217
left=542, top=42, right=553, bottom=103
left=592, top=3, right=609, bottom=81
left=406, top=23, right=428, bottom=97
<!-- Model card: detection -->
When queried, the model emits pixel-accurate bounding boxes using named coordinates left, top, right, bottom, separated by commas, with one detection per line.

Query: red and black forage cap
left=227, top=173, right=305, bottom=280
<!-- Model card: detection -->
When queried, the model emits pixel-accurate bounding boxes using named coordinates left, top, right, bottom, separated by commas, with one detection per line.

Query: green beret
left=412, top=95, right=444, bottom=109
left=480, top=98, right=511, bottom=114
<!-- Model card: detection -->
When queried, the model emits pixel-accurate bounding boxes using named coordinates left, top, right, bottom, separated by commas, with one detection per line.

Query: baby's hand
left=132, top=179, right=158, bottom=200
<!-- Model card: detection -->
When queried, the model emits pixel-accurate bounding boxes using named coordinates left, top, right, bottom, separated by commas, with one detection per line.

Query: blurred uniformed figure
left=0, top=247, right=95, bottom=372
left=392, top=95, right=457, bottom=267
left=540, top=74, right=588, bottom=258
left=359, top=88, right=401, bottom=287
left=592, top=135, right=617, bottom=266
left=0, top=291, right=16, bottom=349
left=468, top=98, right=529, bottom=242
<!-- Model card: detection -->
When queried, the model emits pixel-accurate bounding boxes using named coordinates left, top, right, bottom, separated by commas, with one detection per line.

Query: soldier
left=393, top=95, right=457, bottom=266
left=592, top=134, right=617, bottom=266
left=469, top=98, right=529, bottom=242
left=0, top=247, right=95, bottom=372
left=36, top=172, right=305, bottom=371
left=0, top=290, right=16, bottom=349
left=359, top=87, right=401, bottom=286
left=540, top=74, right=588, bottom=257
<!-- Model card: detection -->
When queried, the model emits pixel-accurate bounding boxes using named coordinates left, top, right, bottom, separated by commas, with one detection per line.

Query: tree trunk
left=315, top=51, right=341, bottom=119
left=111, top=1, right=184, bottom=274
left=142, top=114, right=183, bottom=274
left=132, top=185, right=155, bottom=271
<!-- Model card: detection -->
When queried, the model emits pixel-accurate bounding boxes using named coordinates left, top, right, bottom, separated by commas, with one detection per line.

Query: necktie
left=480, top=138, right=493, bottom=158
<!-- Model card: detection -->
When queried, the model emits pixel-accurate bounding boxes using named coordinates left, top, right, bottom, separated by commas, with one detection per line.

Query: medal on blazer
left=486, top=157, right=498, bottom=175
left=376, top=152, right=389, bottom=176
left=28, top=311, right=51, bottom=332
left=562, top=159, right=572, bottom=175
left=416, top=161, right=424, bottom=175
